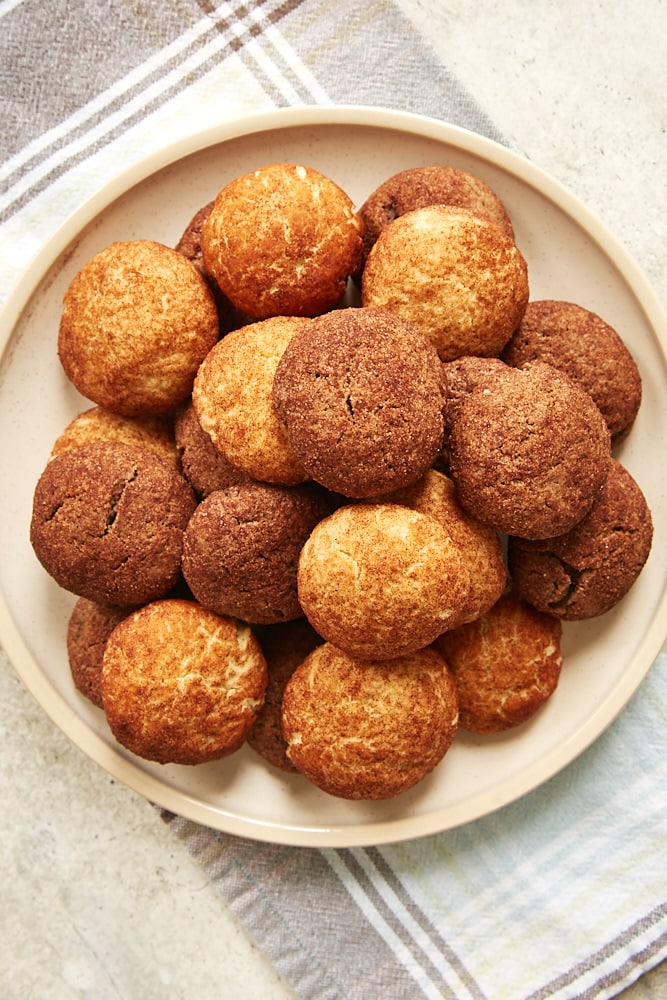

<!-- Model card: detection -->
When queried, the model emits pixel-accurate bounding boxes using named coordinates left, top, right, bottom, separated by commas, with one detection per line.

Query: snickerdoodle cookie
left=433, top=590, right=562, bottom=734
left=50, top=406, right=179, bottom=470
left=200, top=163, right=364, bottom=318
left=507, top=459, right=653, bottom=619
left=358, top=164, right=514, bottom=262
left=182, top=482, right=333, bottom=625
left=282, top=642, right=459, bottom=799
left=297, top=502, right=471, bottom=659
left=58, top=240, right=219, bottom=416
left=362, top=205, right=529, bottom=361
left=448, top=362, right=611, bottom=538
left=192, top=316, right=309, bottom=486
left=386, top=468, right=506, bottom=623
left=101, top=599, right=267, bottom=765
left=30, top=441, right=196, bottom=605
left=272, top=306, right=444, bottom=498
left=501, top=299, right=643, bottom=444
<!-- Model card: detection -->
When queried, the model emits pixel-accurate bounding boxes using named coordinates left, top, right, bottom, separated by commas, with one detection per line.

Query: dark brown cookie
left=358, top=164, right=514, bottom=262
left=507, top=459, right=653, bottom=619
left=200, top=163, right=364, bottom=318
left=30, top=441, right=196, bottom=605
left=66, top=598, right=133, bottom=708
left=174, top=401, right=252, bottom=498
left=272, top=306, right=444, bottom=498
left=501, top=300, right=642, bottom=444
left=448, top=362, right=611, bottom=538
left=247, top=618, right=323, bottom=771
left=58, top=240, right=219, bottom=416
left=361, top=205, right=529, bottom=361
left=433, top=590, right=562, bottom=733
left=181, top=481, right=333, bottom=625
left=101, top=599, right=267, bottom=765
left=282, top=643, right=459, bottom=800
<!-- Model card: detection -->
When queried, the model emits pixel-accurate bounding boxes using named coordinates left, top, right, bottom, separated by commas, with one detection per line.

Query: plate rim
left=1, top=103, right=666, bottom=848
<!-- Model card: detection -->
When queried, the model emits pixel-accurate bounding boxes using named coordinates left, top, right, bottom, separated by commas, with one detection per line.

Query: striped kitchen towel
left=2, top=1, right=666, bottom=999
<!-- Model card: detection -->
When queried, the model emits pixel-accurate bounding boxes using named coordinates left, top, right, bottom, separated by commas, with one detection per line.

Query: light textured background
left=1, top=1, right=665, bottom=997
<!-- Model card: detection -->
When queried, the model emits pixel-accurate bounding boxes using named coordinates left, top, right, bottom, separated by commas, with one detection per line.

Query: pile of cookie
left=30, top=160, right=653, bottom=800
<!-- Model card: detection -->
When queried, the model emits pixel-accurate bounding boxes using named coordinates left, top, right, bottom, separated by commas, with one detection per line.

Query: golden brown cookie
left=362, top=205, right=529, bottom=361
left=247, top=618, right=323, bottom=771
left=174, top=401, right=252, bottom=498
left=297, top=502, right=471, bottom=659
left=358, top=164, right=514, bottom=263
left=200, top=163, right=364, bottom=318
left=507, top=459, right=653, bottom=619
left=58, top=240, right=219, bottom=416
left=501, top=299, right=643, bottom=444
left=101, top=599, right=267, bottom=765
left=50, top=406, right=179, bottom=470
left=30, top=441, right=196, bottom=605
left=66, top=598, right=132, bottom=708
left=272, top=306, right=444, bottom=498
left=433, top=590, right=562, bottom=734
left=192, top=316, right=309, bottom=486
left=448, top=362, right=611, bottom=538
left=181, top=482, right=333, bottom=625
left=386, top=468, right=506, bottom=623
left=282, top=643, right=459, bottom=799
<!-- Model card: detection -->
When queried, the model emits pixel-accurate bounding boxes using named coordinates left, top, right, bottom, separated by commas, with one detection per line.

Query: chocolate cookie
left=66, top=598, right=132, bottom=708
left=448, top=362, right=611, bottom=538
left=433, top=590, right=562, bottom=733
left=272, top=306, right=444, bottom=498
left=501, top=300, right=642, bottom=443
left=58, top=240, right=219, bottom=416
left=175, top=402, right=252, bottom=498
left=200, top=163, right=364, bottom=318
left=282, top=643, right=459, bottom=799
left=297, top=502, right=472, bottom=659
left=101, top=599, right=267, bottom=765
left=30, top=441, right=196, bottom=605
left=181, top=482, right=332, bottom=625
left=362, top=205, right=529, bottom=361
left=192, top=316, right=309, bottom=486
left=507, top=459, right=653, bottom=618
left=247, top=618, right=323, bottom=771
left=358, top=164, right=514, bottom=262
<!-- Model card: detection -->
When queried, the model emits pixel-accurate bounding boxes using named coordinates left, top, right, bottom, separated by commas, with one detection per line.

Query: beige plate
left=1, top=106, right=666, bottom=847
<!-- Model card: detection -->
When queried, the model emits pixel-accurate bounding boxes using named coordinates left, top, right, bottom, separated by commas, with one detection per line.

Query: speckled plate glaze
left=1, top=106, right=666, bottom=847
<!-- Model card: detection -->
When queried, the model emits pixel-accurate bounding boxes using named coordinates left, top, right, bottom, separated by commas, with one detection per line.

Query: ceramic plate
left=1, top=106, right=666, bottom=847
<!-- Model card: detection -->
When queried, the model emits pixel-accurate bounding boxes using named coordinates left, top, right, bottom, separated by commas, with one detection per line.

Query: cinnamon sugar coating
left=51, top=406, right=179, bottom=470
left=182, top=482, right=333, bottom=625
left=58, top=240, right=219, bottom=416
left=30, top=441, right=196, bottom=605
left=175, top=402, right=252, bottom=498
left=508, top=459, right=653, bottom=619
left=297, top=502, right=472, bottom=659
left=448, top=362, right=611, bottom=538
left=501, top=300, right=642, bottom=444
left=66, top=598, right=132, bottom=708
left=362, top=205, right=529, bottom=361
left=101, top=599, right=267, bottom=765
left=200, top=163, right=364, bottom=318
left=433, top=590, right=562, bottom=734
left=272, top=306, right=444, bottom=498
left=282, top=643, right=459, bottom=799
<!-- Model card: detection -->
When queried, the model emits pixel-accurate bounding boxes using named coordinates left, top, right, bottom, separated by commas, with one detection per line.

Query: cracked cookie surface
left=30, top=441, right=196, bottom=605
